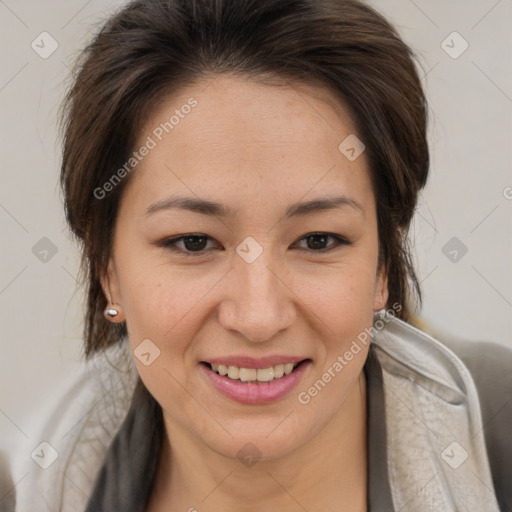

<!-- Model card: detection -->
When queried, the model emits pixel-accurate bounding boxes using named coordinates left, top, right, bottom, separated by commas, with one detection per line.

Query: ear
left=100, top=257, right=125, bottom=323
left=373, top=261, right=389, bottom=312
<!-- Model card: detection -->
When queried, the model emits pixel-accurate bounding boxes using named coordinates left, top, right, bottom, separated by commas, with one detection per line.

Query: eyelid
left=158, top=232, right=352, bottom=256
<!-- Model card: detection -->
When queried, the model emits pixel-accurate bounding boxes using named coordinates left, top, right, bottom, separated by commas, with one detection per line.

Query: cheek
left=118, top=267, right=216, bottom=412
left=119, top=266, right=219, bottom=347
left=291, top=256, right=377, bottom=387
left=291, top=269, right=375, bottom=413
left=293, top=259, right=377, bottom=333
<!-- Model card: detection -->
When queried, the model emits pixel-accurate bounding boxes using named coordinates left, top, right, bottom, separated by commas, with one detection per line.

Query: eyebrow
left=145, top=194, right=365, bottom=219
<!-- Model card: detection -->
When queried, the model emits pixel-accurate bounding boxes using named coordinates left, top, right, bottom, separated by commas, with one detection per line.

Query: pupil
left=308, top=234, right=327, bottom=250
left=185, top=236, right=206, bottom=251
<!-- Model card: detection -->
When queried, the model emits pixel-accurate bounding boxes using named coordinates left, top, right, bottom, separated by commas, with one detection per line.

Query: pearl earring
left=104, top=306, right=119, bottom=318
left=374, top=308, right=386, bottom=320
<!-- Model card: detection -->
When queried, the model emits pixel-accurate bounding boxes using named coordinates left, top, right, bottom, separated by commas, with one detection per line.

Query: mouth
left=199, top=359, right=311, bottom=405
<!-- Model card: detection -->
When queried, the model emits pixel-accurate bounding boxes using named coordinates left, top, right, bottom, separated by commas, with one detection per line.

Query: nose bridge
left=240, top=253, right=279, bottom=304
left=218, top=244, right=294, bottom=342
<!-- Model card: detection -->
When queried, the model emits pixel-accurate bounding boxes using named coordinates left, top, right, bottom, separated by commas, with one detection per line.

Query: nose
left=217, top=250, right=296, bottom=343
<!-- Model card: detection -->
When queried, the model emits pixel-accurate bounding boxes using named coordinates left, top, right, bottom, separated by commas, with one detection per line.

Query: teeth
left=284, top=363, right=294, bottom=375
left=227, top=366, right=239, bottom=380
left=273, top=364, right=284, bottom=378
left=239, top=368, right=257, bottom=382
left=256, top=367, right=273, bottom=382
left=210, top=361, right=300, bottom=382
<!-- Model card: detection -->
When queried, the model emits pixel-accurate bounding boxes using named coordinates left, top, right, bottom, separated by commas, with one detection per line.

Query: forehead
left=122, top=74, right=374, bottom=219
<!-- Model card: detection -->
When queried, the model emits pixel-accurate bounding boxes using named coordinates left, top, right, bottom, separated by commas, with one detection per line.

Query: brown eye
left=294, top=233, right=351, bottom=252
left=161, top=234, right=218, bottom=255
left=180, top=235, right=209, bottom=251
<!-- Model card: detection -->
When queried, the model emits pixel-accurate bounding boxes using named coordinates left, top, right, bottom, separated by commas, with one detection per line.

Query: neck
left=146, top=371, right=368, bottom=512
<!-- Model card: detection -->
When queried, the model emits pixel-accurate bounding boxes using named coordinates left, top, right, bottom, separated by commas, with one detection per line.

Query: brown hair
left=60, top=0, right=429, bottom=358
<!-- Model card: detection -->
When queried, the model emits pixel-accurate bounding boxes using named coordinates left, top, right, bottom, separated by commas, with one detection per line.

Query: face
left=103, top=74, right=388, bottom=461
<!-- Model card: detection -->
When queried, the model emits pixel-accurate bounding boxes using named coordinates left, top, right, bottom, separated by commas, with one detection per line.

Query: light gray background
left=1, top=0, right=511, bottom=448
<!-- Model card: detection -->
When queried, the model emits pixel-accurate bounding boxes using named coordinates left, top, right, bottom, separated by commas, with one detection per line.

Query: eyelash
left=158, top=232, right=352, bottom=256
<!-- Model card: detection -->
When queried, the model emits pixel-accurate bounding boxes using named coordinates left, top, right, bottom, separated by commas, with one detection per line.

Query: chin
left=196, top=415, right=319, bottom=465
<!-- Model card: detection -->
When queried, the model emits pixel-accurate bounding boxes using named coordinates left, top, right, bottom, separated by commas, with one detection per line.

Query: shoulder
left=440, top=334, right=512, bottom=387
left=5, top=340, right=138, bottom=512
left=437, top=334, right=512, bottom=510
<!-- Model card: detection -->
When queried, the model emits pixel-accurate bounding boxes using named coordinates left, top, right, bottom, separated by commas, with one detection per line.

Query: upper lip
left=203, top=355, right=309, bottom=369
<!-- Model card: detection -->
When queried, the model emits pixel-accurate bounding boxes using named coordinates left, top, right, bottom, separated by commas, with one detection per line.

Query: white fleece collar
left=373, top=316, right=500, bottom=511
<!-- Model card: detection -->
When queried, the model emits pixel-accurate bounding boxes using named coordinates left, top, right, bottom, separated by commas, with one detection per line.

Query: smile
left=200, top=359, right=311, bottom=405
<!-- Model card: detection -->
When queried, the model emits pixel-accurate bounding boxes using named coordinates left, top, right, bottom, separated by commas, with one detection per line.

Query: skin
left=102, top=74, right=389, bottom=512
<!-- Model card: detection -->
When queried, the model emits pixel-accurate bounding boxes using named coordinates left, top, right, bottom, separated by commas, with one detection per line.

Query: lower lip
left=200, top=361, right=310, bottom=405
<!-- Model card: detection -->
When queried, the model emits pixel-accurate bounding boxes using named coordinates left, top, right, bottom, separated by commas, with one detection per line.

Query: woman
left=5, top=0, right=511, bottom=511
